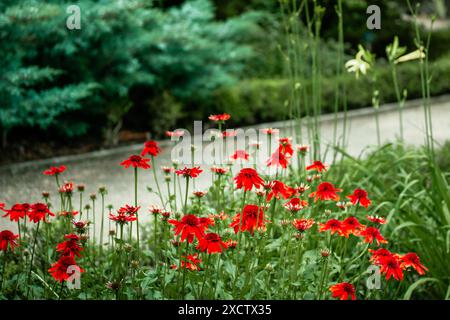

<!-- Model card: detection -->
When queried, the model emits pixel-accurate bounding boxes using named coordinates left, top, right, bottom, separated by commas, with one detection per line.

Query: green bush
left=215, top=54, right=450, bottom=125
left=0, top=0, right=264, bottom=145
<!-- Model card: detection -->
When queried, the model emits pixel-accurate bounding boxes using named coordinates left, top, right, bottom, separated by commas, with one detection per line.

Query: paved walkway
left=1, top=96, right=450, bottom=234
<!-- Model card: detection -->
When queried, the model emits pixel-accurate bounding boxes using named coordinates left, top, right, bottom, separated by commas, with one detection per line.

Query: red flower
left=0, top=230, right=19, bottom=252
left=141, top=140, right=161, bottom=157
left=56, top=234, right=83, bottom=258
left=209, top=113, right=231, bottom=122
left=266, top=180, right=293, bottom=202
left=329, top=282, right=356, bottom=300
left=292, top=218, right=315, bottom=232
left=319, top=219, right=344, bottom=236
left=193, top=191, right=207, bottom=198
left=118, top=205, right=140, bottom=216
left=59, top=211, right=78, bottom=218
left=199, top=217, right=215, bottom=229
left=379, top=255, right=404, bottom=281
left=401, top=253, right=428, bottom=275
left=0, top=203, right=4, bottom=210
left=230, top=204, right=267, bottom=235
left=211, top=166, right=229, bottom=175
left=59, top=182, right=74, bottom=194
left=2, top=203, right=29, bottom=222
left=266, top=150, right=290, bottom=168
left=347, top=188, right=371, bottom=208
left=180, top=254, right=202, bottom=271
left=168, top=214, right=206, bottom=243
left=175, top=166, right=203, bottom=178
left=162, top=166, right=174, bottom=174
left=284, top=198, right=308, bottom=213
left=197, top=233, right=228, bottom=254
left=234, top=168, right=264, bottom=191
left=278, top=137, right=294, bottom=156
left=28, top=203, right=54, bottom=223
left=306, top=161, right=328, bottom=172
left=48, top=255, right=84, bottom=283
left=358, top=227, right=387, bottom=246
left=120, top=155, right=151, bottom=169
left=73, top=220, right=88, bottom=230
left=43, top=165, right=66, bottom=176
left=366, top=215, right=386, bottom=225
left=369, top=248, right=393, bottom=264
left=341, top=216, right=364, bottom=237
left=296, top=144, right=309, bottom=155
left=231, top=150, right=249, bottom=161
left=149, top=206, right=164, bottom=215
left=309, top=182, right=342, bottom=202
left=261, top=128, right=279, bottom=135
left=109, top=212, right=137, bottom=224
left=166, top=130, right=185, bottom=138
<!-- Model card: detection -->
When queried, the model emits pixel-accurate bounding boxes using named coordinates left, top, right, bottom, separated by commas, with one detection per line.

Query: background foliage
left=1, top=0, right=450, bottom=150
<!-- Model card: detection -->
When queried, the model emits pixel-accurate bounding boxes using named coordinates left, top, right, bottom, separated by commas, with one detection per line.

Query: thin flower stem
left=17, top=221, right=21, bottom=239
left=154, top=213, right=158, bottom=271
left=166, top=179, right=173, bottom=212
left=213, top=253, right=221, bottom=298
left=100, top=194, right=105, bottom=254
left=391, top=64, right=404, bottom=141
left=26, top=221, right=41, bottom=299
left=134, top=167, right=140, bottom=251
left=173, top=172, right=178, bottom=213
left=232, top=190, right=247, bottom=295
left=184, top=177, right=190, bottom=215
left=92, top=199, right=96, bottom=246
left=79, top=193, right=83, bottom=219
left=199, top=252, right=211, bottom=298
left=152, top=156, right=166, bottom=210
left=181, top=241, right=189, bottom=298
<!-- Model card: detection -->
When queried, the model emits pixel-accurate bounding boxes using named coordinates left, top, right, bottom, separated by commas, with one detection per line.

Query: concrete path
left=1, top=95, right=450, bottom=235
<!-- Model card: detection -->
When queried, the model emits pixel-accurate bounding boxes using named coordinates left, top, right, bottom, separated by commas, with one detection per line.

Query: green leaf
left=403, top=278, right=441, bottom=300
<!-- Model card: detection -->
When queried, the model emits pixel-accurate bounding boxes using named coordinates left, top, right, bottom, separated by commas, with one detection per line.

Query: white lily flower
left=345, top=50, right=371, bottom=79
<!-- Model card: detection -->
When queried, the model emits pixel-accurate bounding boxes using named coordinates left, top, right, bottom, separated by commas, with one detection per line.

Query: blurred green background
left=1, top=0, right=450, bottom=162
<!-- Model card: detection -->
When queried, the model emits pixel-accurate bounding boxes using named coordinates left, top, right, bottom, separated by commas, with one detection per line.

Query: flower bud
left=321, top=248, right=330, bottom=258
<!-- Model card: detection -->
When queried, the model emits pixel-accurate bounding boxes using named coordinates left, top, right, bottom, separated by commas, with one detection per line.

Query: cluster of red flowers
left=370, top=249, right=428, bottom=281
left=319, top=216, right=387, bottom=244
left=109, top=205, right=139, bottom=224
left=168, top=213, right=230, bottom=269
left=0, top=112, right=431, bottom=301
left=2, top=202, right=54, bottom=223
left=49, top=234, right=84, bottom=282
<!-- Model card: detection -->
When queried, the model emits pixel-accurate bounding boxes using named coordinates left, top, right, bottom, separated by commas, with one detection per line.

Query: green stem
left=134, top=167, right=140, bottom=251
left=100, top=195, right=105, bottom=254
left=26, top=221, right=41, bottom=299
left=152, top=157, right=166, bottom=210
left=181, top=241, right=189, bottom=298
left=184, top=177, right=190, bottom=215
